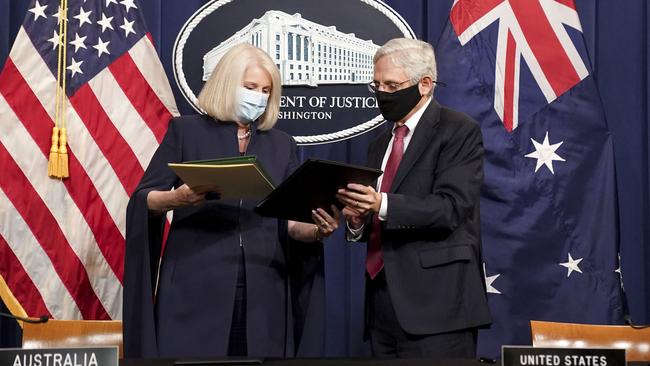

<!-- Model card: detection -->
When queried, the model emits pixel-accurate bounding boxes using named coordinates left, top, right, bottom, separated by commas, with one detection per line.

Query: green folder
left=168, top=155, right=274, bottom=199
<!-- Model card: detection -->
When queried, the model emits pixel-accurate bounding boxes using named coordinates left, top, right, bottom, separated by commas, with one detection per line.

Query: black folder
left=254, top=159, right=382, bottom=223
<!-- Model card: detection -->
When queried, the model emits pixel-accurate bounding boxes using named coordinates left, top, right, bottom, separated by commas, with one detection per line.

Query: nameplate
left=0, top=347, right=118, bottom=366
left=502, top=346, right=625, bottom=366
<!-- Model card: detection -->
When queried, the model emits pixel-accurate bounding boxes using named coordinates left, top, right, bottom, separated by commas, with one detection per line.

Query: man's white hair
left=374, top=38, right=437, bottom=94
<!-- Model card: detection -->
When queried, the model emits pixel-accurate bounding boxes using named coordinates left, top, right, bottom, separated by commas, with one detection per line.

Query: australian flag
left=434, top=0, right=625, bottom=358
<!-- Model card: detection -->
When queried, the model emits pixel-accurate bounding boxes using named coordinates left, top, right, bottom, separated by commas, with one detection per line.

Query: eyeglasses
left=367, top=79, right=447, bottom=94
left=367, top=79, right=412, bottom=94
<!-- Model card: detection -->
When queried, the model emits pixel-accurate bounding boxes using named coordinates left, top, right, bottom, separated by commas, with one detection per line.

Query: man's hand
left=337, top=183, right=382, bottom=224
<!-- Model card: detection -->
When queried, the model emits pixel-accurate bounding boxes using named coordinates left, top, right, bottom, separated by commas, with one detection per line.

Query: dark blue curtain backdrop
left=1, top=0, right=648, bottom=357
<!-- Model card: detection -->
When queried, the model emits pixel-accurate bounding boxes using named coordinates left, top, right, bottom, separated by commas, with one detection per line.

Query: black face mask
left=375, top=83, right=422, bottom=122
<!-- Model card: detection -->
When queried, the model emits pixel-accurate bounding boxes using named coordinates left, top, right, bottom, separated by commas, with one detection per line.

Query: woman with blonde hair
left=124, top=44, right=338, bottom=358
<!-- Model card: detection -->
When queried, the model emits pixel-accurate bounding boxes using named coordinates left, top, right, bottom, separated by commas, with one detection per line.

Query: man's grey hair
left=374, top=38, right=437, bottom=94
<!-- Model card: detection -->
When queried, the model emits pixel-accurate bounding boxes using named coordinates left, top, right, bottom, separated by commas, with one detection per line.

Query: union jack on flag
left=0, top=0, right=177, bottom=320
left=450, top=0, right=589, bottom=132
left=436, top=0, right=625, bottom=358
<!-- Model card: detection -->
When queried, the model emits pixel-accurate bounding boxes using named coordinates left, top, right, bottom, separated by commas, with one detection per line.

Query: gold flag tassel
left=58, top=127, right=69, bottom=178
left=48, top=0, right=69, bottom=178
left=47, top=127, right=60, bottom=176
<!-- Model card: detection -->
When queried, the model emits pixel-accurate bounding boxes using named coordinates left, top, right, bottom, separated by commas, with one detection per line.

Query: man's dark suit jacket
left=365, top=99, right=492, bottom=335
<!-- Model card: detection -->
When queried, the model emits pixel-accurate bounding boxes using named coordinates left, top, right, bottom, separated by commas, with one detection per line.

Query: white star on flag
left=93, top=36, right=111, bottom=57
left=47, top=30, right=60, bottom=50
left=483, top=263, right=502, bottom=294
left=105, top=0, right=118, bottom=6
left=120, top=18, right=136, bottom=38
left=67, top=58, right=84, bottom=78
left=560, top=253, right=583, bottom=277
left=97, top=13, right=114, bottom=33
left=28, top=1, right=48, bottom=21
left=525, top=131, right=566, bottom=174
left=73, top=7, right=92, bottom=27
left=69, top=33, right=87, bottom=53
left=120, top=0, right=138, bottom=13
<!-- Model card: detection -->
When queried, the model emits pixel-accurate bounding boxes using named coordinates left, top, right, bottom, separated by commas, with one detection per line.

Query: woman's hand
left=174, top=184, right=216, bottom=206
left=147, top=184, right=220, bottom=214
left=311, top=205, right=342, bottom=240
left=288, top=205, right=342, bottom=242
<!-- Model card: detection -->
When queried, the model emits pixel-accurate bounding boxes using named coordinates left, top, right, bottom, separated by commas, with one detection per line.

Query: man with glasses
left=337, top=38, right=491, bottom=358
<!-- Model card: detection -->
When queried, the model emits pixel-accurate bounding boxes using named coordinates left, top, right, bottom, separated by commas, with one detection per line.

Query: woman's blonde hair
left=197, top=43, right=281, bottom=131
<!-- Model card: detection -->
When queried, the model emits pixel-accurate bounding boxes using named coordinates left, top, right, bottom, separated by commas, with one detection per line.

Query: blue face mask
left=238, top=87, right=269, bottom=124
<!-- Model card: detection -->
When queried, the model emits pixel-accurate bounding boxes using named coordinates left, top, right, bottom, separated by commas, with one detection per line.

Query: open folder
left=255, top=159, right=382, bottom=223
left=168, top=155, right=274, bottom=199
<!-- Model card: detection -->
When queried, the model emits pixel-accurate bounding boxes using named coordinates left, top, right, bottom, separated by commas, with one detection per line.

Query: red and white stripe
left=0, top=27, right=178, bottom=320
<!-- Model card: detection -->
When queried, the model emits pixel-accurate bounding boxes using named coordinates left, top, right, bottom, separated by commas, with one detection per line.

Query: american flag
left=436, top=0, right=625, bottom=358
left=0, top=0, right=178, bottom=320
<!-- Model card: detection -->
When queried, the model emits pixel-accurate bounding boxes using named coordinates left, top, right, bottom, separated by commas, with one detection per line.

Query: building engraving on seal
left=203, top=10, right=379, bottom=86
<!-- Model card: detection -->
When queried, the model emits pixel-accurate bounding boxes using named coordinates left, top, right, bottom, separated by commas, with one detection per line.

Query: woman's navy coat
left=123, top=115, right=324, bottom=358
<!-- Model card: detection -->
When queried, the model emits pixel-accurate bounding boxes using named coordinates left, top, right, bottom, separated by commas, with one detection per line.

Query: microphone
left=624, top=314, right=650, bottom=329
left=0, top=311, right=49, bottom=324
